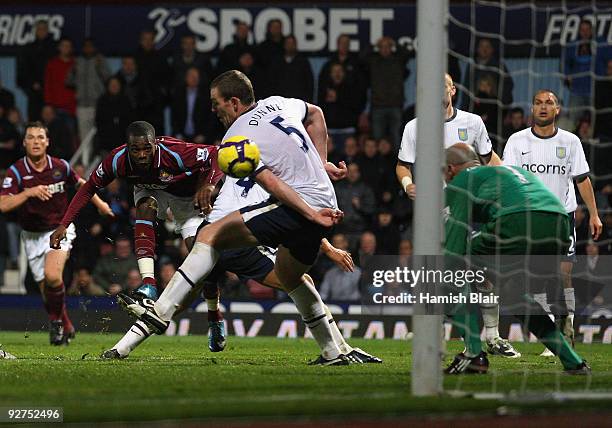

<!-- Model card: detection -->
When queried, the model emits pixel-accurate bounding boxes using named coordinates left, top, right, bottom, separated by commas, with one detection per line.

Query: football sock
left=203, top=282, right=222, bottom=322
left=325, top=305, right=352, bottom=354
left=480, top=302, right=500, bottom=342
left=533, top=292, right=555, bottom=321
left=44, top=284, right=65, bottom=321
left=288, top=281, right=341, bottom=360
left=135, top=221, right=157, bottom=287
left=564, top=288, right=576, bottom=315
left=114, top=321, right=152, bottom=356
left=517, top=314, right=582, bottom=369
left=155, top=242, right=219, bottom=321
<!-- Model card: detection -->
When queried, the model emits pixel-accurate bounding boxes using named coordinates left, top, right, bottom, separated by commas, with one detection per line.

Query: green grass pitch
left=0, top=332, right=611, bottom=423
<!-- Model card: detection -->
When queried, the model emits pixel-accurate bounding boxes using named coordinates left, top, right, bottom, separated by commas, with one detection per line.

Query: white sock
left=114, top=321, right=152, bottom=356
left=137, top=257, right=155, bottom=281
left=324, top=305, right=352, bottom=354
left=480, top=303, right=500, bottom=342
left=564, top=288, right=576, bottom=314
left=288, top=282, right=341, bottom=360
left=155, top=242, right=219, bottom=321
left=533, top=292, right=555, bottom=321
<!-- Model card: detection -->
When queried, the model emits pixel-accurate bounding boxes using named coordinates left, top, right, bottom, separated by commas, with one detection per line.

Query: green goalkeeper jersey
left=444, top=165, right=567, bottom=255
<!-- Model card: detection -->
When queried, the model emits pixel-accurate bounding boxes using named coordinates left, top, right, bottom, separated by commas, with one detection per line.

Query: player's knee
left=44, top=269, right=63, bottom=287
left=136, top=197, right=158, bottom=220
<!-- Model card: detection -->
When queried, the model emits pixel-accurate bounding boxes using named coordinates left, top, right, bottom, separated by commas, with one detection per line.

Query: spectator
left=356, top=137, right=384, bottom=196
left=68, top=267, right=106, bottom=296
left=44, top=38, right=76, bottom=131
left=341, top=135, right=360, bottom=164
left=318, top=34, right=366, bottom=111
left=0, top=108, right=21, bottom=169
left=562, top=19, right=605, bottom=127
left=364, top=36, right=410, bottom=147
left=269, top=35, right=313, bottom=102
left=7, top=107, right=25, bottom=137
left=319, top=261, right=362, bottom=302
left=472, top=74, right=501, bottom=140
left=377, top=137, right=400, bottom=204
left=171, top=67, right=215, bottom=144
left=125, top=268, right=142, bottom=293
left=217, top=21, right=254, bottom=73
left=256, top=18, right=285, bottom=97
left=398, top=239, right=413, bottom=258
left=169, top=34, right=214, bottom=96
left=356, top=231, right=377, bottom=268
left=159, top=262, right=176, bottom=290
left=326, top=135, right=343, bottom=167
left=334, top=163, right=376, bottom=243
left=66, top=38, right=110, bottom=143
left=134, top=30, right=171, bottom=132
left=372, top=209, right=400, bottom=255
left=0, top=74, right=15, bottom=114
left=461, top=38, right=513, bottom=118
left=235, top=51, right=265, bottom=103
left=574, top=205, right=590, bottom=255
left=114, top=56, right=153, bottom=123
left=17, top=20, right=56, bottom=121
left=594, top=58, right=612, bottom=140
left=318, top=62, right=362, bottom=149
left=503, top=107, right=526, bottom=140
left=92, top=236, right=138, bottom=295
left=95, top=77, right=132, bottom=154
left=40, top=105, right=74, bottom=160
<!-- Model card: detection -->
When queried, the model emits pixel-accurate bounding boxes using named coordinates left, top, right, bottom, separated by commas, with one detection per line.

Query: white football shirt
left=208, top=176, right=270, bottom=223
left=398, top=108, right=493, bottom=164
left=223, top=96, right=338, bottom=210
left=503, top=127, right=589, bottom=213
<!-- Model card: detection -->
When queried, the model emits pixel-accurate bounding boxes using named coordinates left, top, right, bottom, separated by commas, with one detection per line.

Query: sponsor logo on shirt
left=556, top=147, right=567, bottom=159
left=521, top=163, right=567, bottom=175
left=47, top=181, right=65, bottom=195
left=196, top=148, right=209, bottom=162
left=458, top=128, right=468, bottom=141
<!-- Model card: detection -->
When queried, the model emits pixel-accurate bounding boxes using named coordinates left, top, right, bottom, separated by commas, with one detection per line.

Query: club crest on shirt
left=159, top=169, right=173, bottom=182
left=52, top=168, right=63, bottom=179
left=556, top=147, right=566, bottom=159
left=2, top=177, right=12, bottom=188
left=458, top=128, right=468, bottom=141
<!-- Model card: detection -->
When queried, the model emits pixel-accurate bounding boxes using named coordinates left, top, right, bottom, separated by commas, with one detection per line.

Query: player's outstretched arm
left=50, top=180, right=99, bottom=249
left=396, top=160, right=416, bottom=200
left=576, top=176, right=603, bottom=240
left=320, top=238, right=354, bottom=272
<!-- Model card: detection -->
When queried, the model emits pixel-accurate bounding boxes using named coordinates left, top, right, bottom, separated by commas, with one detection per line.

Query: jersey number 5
left=270, top=115, right=308, bottom=153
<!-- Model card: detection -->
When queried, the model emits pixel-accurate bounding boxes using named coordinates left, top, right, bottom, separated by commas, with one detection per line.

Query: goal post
left=411, top=0, right=447, bottom=397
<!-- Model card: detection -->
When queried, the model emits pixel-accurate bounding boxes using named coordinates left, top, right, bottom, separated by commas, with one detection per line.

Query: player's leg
left=43, top=249, right=73, bottom=345
left=273, top=246, right=345, bottom=365
left=559, top=213, right=577, bottom=346
left=133, top=194, right=159, bottom=299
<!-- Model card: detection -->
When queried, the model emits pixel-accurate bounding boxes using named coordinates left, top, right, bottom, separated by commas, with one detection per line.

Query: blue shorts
left=240, top=198, right=331, bottom=266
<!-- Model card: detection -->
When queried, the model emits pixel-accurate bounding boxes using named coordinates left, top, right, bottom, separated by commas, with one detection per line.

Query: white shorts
left=21, top=223, right=76, bottom=282
left=133, top=186, right=203, bottom=239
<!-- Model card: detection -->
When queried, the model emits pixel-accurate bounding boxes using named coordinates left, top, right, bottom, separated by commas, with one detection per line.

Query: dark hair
left=510, top=107, right=524, bottom=116
left=210, top=70, right=255, bottom=105
left=532, top=89, right=560, bottom=105
left=126, top=121, right=155, bottom=141
left=24, top=121, right=49, bottom=138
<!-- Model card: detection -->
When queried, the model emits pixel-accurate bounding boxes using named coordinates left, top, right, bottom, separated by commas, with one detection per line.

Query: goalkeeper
left=443, top=143, right=589, bottom=374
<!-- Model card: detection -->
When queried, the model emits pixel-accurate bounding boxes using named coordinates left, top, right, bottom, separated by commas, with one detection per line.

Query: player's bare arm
left=304, top=103, right=347, bottom=181
left=485, top=151, right=502, bottom=166
left=576, top=176, right=602, bottom=240
left=0, top=185, right=52, bottom=213
left=396, top=160, right=416, bottom=200
left=255, top=168, right=342, bottom=228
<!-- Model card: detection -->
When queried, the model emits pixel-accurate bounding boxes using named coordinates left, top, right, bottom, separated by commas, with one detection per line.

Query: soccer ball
left=217, top=135, right=261, bottom=178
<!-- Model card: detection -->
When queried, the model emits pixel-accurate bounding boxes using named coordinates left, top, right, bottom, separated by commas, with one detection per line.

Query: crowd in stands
left=1, top=18, right=611, bottom=304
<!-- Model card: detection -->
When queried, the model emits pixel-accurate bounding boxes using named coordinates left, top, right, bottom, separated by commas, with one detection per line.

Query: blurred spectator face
left=330, top=64, right=345, bottom=85
left=364, top=138, right=378, bottom=158
left=477, top=76, right=495, bottom=96
left=579, top=21, right=593, bottom=40
left=576, top=120, right=592, bottom=141
left=359, top=232, right=376, bottom=255
left=399, top=239, right=413, bottom=256
left=35, top=21, right=49, bottom=41
left=126, top=268, right=142, bottom=291
left=160, top=263, right=176, bottom=287
left=586, top=242, right=599, bottom=256
left=41, top=105, right=56, bottom=123
left=121, top=57, right=137, bottom=75
left=181, top=35, right=196, bottom=56
left=58, top=39, right=73, bottom=58
left=510, top=109, right=525, bottom=129
left=331, top=233, right=349, bottom=251
left=75, top=268, right=93, bottom=289
left=236, top=22, right=249, bottom=41
left=337, top=35, right=350, bottom=55
left=284, top=36, right=297, bottom=56
left=239, top=52, right=254, bottom=69
left=185, top=67, right=200, bottom=89
left=107, top=77, right=121, bottom=95
left=267, top=19, right=283, bottom=39
left=347, top=163, right=361, bottom=183
left=115, top=238, right=132, bottom=259
left=344, top=136, right=358, bottom=157
left=378, top=138, right=393, bottom=156
left=140, top=31, right=155, bottom=51
left=477, top=39, right=494, bottom=61
left=377, top=37, right=394, bottom=58
left=377, top=211, right=392, bottom=227
left=82, top=39, right=96, bottom=57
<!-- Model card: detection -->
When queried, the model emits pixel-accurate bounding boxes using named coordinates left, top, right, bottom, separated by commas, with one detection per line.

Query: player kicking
left=443, top=143, right=589, bottom=374
left=49, top=121, right=227, bottom=351
left=396, top=73, right=519, bottom=358
left=121, top=70, right=357, bottom=365
left=103, top=174, right=381, bottom=364
left=503, top=89, right=602, bottom=354
left=0, top=122, right=113, bottom=345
